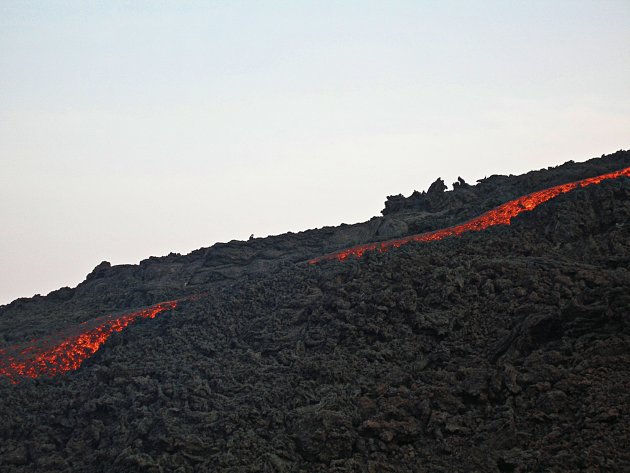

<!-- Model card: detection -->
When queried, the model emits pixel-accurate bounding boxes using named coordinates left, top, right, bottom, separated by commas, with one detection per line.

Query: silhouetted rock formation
left=427, top=177, right=447, bottom=194
left=452, top=176, right=470, bottom=190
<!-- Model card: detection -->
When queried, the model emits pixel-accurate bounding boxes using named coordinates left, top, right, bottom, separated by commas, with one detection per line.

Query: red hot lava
left=0, top=300, right=177, bottom=383
left=309, top=166, right=630, bottom=264
left=1, top=166, right=628, bottom=383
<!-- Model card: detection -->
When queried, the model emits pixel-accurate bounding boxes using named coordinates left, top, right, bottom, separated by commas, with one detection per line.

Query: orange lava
left=1, top=166, right=628, bottom=383
left=309, top=165, right=630, bottom=264
left=0, top=300, right=177, bottom=383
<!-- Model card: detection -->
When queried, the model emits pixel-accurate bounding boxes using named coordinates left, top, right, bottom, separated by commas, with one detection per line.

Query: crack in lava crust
left=309, top=166, right=630, bottom=264
left=1, top=167, right=628, bottom=383
left=0, top=301, right=178, bottom=383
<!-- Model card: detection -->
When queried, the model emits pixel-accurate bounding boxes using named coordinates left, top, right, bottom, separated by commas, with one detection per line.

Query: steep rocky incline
left=1, top=150, right=628, bottom=343
left=0, top=151, right=629, bottom=472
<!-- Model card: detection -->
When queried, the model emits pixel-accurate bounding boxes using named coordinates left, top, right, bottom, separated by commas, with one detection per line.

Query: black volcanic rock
left=85, top=261, right=112, bottom=281
left=1, top=150, right=630, bottom=472
left=427, top=177, right=447, bottom=194
left=452, top=176, right=470, bottom=190
left=382, top=149, right=630, bottom=220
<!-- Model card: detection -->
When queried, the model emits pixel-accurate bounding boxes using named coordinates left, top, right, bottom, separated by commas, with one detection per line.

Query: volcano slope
left=1, top=153, right=630, bottom=472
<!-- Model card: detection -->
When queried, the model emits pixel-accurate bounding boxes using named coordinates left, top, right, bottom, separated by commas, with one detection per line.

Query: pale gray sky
left=1, top=1, right=629, bottom=305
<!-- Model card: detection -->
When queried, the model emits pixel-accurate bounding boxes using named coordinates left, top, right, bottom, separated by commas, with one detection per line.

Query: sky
left=1, top=1, right=629, bottom=305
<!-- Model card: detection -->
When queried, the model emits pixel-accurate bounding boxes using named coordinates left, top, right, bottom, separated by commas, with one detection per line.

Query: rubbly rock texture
left=1, top=150, right=630, bottom=472
left=382, top=150, right=630, bottom=225
left=309, top=163, right=630, bottom=263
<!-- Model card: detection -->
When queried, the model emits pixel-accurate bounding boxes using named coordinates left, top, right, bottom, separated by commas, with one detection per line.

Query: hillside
left=1, top=150, right=629, bottom=472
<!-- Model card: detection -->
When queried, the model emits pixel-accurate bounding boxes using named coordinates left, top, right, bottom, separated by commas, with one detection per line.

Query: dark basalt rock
left=1, top=150, right=630, bottom=472
left=86, top=261, right=111, bottom=281
left=427, top=177, right=447, bottom=195
left=382, top=149, right=630, bottom=218
left=452, top=176, right=470, bottom=190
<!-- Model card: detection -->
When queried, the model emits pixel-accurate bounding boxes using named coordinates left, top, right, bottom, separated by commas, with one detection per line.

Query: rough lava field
left=1, top=150, right=629, bottom=472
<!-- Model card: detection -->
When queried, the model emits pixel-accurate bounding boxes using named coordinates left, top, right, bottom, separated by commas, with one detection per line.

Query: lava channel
left=309, top=165, right=630, bottom=264
left=0, top=300, right=177, bottom=383
left=1, top=166, right=628, bottom=383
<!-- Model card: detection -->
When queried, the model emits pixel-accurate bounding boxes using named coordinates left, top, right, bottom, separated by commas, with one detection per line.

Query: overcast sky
left=1, top=1, right=629, bottom=305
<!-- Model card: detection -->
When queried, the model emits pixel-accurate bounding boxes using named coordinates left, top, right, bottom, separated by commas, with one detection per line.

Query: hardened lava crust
left=0, top=150, right=629, bottom=472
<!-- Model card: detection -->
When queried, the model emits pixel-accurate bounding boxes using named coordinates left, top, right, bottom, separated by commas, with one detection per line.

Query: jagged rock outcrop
left=383, top=150, right=630, bottom=222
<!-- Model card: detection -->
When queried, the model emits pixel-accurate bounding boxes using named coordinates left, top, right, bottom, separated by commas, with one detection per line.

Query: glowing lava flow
left=1, top=167, right=628, bottom=382
left=309, top=165, right=630, bottom=264
left=0, top=300, right=177, bottom=383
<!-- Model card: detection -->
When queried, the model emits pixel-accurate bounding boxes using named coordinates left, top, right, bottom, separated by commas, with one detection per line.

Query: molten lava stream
left=1, top=166, right=629, bottom=383
left=0, top=300, right=177, bottom=383
left=309, top=165, right=630, bottom=264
